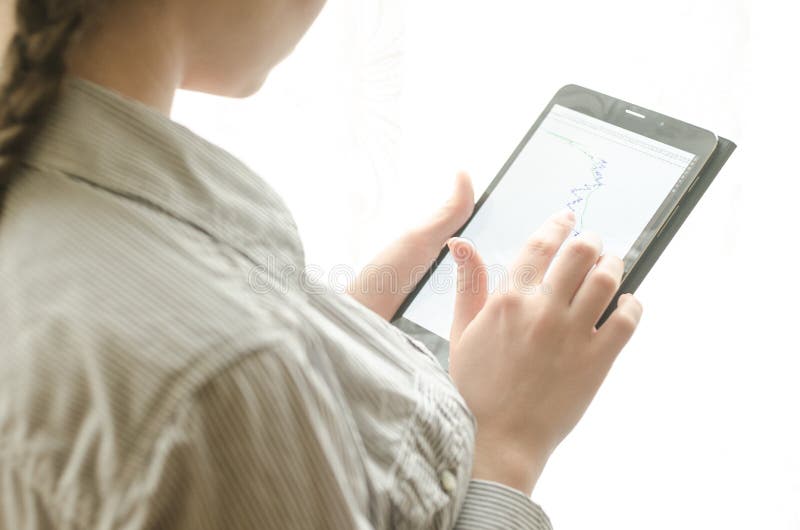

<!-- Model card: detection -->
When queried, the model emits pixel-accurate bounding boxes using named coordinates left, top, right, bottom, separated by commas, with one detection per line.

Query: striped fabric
left=0, top=76, right=552, bottom=529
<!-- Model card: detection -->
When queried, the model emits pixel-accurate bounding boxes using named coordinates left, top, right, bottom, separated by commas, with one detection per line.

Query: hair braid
left=0, top=0, right=86, bottom=208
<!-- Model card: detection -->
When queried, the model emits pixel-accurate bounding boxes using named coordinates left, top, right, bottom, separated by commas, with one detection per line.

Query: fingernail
left=447, top=237, right=471, bottom=265
left=452, top=172, right=467, bottom=193
left=556, top=208, right=575, bottom=223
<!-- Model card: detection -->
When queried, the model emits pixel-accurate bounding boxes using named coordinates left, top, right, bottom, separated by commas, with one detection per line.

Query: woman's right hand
left=447, top=208, right=643, bottom=496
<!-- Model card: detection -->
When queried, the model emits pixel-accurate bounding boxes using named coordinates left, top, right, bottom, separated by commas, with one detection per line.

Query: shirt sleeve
left=455, top=480, right=553, bottom=530
left=129, top=351, right=374, bottom=530
left=124, top=350, right=552, bottom=530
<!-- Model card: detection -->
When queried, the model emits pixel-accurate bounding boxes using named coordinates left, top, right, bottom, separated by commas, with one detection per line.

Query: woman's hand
left=348, top=172, right=475, bottom=320
left=447, top=209, right=643, bottom=496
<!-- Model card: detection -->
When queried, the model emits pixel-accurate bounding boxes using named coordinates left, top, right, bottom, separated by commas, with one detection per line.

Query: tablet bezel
left=391, top=84, right=722, bottom=361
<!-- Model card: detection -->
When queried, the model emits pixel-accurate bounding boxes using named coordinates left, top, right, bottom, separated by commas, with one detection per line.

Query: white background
left=173, top=1, right=799, bottom=528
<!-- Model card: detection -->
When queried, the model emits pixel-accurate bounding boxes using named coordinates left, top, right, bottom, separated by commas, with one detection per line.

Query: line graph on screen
left=546, top=130, right=609, bottom=236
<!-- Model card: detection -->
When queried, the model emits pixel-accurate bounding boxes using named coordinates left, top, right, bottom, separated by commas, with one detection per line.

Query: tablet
left=392, top=84, right=736, bottom=369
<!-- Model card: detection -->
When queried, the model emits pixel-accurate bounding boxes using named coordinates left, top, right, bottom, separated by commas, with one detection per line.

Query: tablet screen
left=402, top=104, right=699, bottom=342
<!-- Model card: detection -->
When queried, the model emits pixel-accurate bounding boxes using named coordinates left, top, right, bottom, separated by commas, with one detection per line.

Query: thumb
left=424, top=171, right=475, bottom=244
left=448, top=237, right=488, bottom=345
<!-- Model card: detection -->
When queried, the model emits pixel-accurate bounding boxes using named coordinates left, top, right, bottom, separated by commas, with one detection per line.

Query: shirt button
left=440, top=469, right=457, bottom=493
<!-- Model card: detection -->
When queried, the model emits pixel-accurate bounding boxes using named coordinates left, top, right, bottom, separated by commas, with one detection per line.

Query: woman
left=0, top=1, right=643, bottom=528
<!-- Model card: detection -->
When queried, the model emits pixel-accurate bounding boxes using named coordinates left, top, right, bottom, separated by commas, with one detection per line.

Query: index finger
left=510, top=209, right=576, bottom=294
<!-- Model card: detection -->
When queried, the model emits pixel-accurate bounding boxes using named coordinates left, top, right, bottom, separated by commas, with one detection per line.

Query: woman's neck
left=65, top=4, right=185, bottom=117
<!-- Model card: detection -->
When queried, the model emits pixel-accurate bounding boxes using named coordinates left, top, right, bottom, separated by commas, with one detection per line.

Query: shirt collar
left=22, top=75, right=305, bottom=269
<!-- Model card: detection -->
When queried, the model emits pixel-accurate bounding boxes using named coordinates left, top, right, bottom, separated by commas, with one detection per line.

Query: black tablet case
left=596, top=136, right=737, bottom=326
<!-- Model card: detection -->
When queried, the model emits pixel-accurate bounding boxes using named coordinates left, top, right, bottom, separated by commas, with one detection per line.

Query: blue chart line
left=546, top=130, right=608, bottom=235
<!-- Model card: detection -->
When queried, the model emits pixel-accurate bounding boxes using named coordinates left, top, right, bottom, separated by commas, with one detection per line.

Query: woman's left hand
left=348, top=172, right=475, bottom=320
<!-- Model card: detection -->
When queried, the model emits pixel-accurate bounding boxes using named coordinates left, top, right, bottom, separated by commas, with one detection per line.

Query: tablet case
left=596, top=136, right=737, bottom=326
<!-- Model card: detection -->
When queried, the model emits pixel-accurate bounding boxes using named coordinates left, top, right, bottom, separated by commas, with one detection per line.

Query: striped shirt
left=0, top=76, right=552, bottom=529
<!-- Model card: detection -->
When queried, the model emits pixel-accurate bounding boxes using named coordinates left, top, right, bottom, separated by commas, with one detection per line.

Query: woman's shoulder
left=0, top=163, right=325, bottom=521
left=0, top=163, right=306, bottom=443
left=2, top=163, right=278, bottom=335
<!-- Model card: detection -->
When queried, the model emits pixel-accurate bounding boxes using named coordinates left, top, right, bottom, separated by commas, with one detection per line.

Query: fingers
left=593, top=293, right=643, bottom=359
left=510, top=209, right=575, bottom=294
left=448, top=237, right=488, bottom=345
left=545, top=230, right=603, bottom=305
left=570, top=254, right=624, bottom=326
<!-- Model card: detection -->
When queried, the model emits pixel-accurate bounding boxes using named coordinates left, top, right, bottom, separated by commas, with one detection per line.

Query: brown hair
left=0, top=0, right=89, bottom=208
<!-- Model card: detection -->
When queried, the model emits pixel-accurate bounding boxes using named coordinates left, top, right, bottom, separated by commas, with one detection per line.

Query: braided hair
left=0, top=0, right=88, bottom=209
